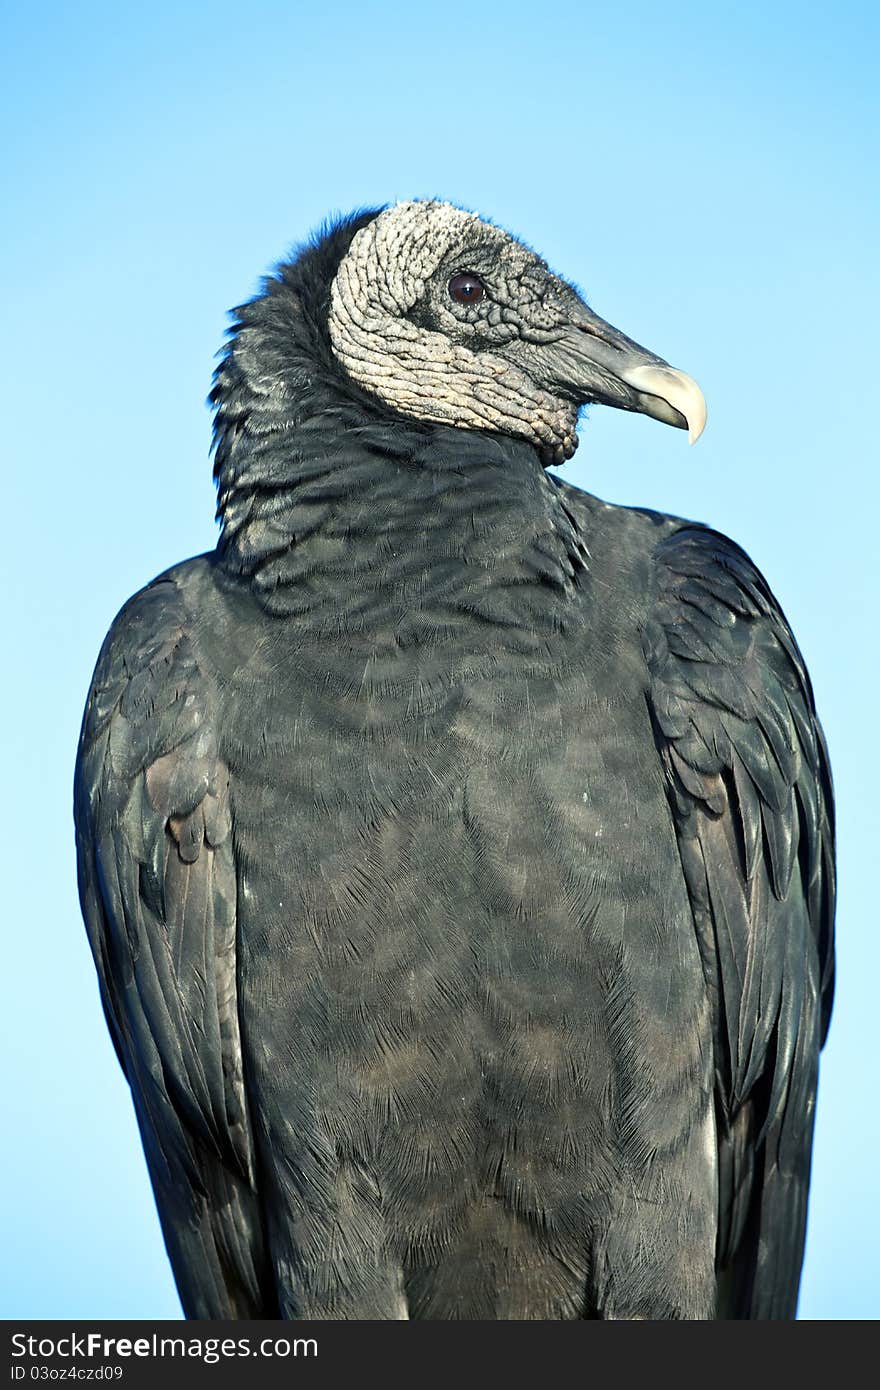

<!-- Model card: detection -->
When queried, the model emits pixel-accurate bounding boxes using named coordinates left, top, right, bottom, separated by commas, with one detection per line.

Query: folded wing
left=74, top=574, right=272, bottom=1317
left=644, top=526, right=835, bottom=1318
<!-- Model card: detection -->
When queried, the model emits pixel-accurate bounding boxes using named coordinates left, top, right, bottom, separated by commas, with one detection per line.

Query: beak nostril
left=575, top=319, right=629, bottom=354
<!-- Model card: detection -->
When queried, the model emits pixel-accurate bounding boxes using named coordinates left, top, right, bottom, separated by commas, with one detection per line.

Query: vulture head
left=324, top=200, right=706, bottom=466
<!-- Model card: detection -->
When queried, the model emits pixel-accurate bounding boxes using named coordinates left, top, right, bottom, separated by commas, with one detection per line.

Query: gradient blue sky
left=2, top=0, right=877, bottom=1320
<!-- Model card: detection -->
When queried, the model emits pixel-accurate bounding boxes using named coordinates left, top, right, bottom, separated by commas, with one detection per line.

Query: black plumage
left=74, top=206, right=834, bottom=1319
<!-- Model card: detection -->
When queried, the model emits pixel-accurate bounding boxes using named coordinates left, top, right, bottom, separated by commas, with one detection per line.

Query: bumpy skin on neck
left=328, top=203, right=580, bottom=463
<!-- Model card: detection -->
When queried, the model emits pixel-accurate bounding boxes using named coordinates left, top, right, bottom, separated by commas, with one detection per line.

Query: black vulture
left=74, top=201, right=834, bottom=1320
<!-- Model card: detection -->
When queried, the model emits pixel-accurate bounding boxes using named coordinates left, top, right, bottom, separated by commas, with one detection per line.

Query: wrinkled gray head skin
left=328, top=201, right=706, bottom=465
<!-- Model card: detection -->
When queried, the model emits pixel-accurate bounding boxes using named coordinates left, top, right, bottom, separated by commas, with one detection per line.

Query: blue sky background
left=2, top=0, right=877, bottom=1319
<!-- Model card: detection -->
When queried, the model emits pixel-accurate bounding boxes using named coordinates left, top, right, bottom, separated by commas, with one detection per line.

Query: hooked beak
left=543, top=305, right=707, bottom=444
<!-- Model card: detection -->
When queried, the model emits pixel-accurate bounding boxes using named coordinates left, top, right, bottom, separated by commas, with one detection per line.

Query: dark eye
left=448, top=271, right=486, bottom=305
